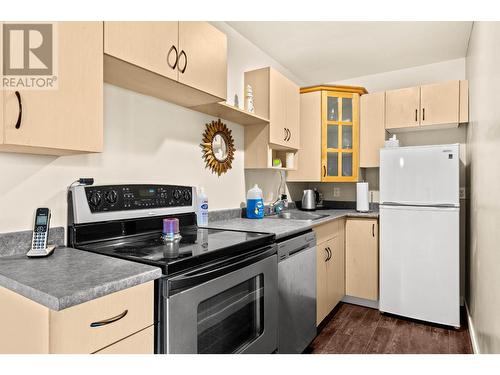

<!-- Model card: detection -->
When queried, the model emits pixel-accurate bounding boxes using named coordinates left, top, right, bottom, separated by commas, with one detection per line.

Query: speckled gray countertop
left=206, top=209, right=379, bottom=239
left=0, top=247, right=162, bottom=311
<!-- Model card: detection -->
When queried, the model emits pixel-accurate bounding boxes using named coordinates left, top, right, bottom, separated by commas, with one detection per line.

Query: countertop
left=206, top=209, right=379, bottom=239
left=0, top=247, right=162, bottom=311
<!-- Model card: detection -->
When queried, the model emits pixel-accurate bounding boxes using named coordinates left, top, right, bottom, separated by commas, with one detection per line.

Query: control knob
left=89, top=191, right=102, bottom=208
left=105, top=190, right=118, bottom=204
left=173, top=189, right=182, bottom=200
left=183, top=190, right=191, bottom=202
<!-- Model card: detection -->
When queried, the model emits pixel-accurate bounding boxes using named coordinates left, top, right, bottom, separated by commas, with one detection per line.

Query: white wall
left=0, top=22, right=303, bottom=234
left=465, top=21, right=500, bottom=354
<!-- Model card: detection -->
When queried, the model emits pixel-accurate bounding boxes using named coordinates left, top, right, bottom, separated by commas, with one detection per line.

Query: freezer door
left=380, top=144, right=459, bottom=206
left=379, top=205, right=460, bottom=327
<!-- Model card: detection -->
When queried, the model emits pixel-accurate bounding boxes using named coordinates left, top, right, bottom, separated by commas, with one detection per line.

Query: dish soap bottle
left=246, top=184, right=264, bottom=219
left=197, top=187, right=209, bottom=226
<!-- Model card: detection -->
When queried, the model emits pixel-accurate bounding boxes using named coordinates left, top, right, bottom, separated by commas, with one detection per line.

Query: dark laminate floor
left=307, top=303, right=473, bottom=354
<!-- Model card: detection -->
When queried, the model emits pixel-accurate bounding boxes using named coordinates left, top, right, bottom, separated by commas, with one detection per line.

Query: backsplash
left=0, top=227, right=65, bottom=257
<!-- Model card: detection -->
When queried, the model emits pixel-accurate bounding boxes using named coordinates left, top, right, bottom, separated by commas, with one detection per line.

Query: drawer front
left=49, top=282, right=154, bottom=354
left=94, top=326, right=154, bottom=354
left=313, top=218, right=344, bottom=244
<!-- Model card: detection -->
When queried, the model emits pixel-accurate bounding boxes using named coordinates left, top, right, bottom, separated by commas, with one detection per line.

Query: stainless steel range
left=67, top=183, right=278, bottom=354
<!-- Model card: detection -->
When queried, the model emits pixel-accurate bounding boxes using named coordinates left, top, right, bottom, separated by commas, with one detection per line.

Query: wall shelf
left=191, top=102, right=270, bottom=126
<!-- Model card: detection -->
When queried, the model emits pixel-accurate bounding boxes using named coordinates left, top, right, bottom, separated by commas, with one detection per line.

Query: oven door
left=166, top=248, right=278, bottom=354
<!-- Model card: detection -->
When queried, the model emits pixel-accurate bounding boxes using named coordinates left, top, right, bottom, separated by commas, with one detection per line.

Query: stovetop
left=78, top=226, right=275, bottom=276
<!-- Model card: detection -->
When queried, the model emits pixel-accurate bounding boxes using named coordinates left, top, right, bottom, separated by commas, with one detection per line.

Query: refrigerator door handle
left=381, top=202, right=459, bottom=208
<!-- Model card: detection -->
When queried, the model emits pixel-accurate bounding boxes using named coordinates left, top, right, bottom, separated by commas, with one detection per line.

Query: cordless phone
left=27, top=208, right=55, bottom=258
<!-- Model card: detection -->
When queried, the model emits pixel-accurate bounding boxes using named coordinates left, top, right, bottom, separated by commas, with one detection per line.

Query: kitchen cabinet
left=360, top=92, right=386, bottom=168
left=0, top=282, right=154, bottom=354
left=244, top=67, right=300, bottom=150
left=178, top=22, right=227, bottom=100
left=104, top=22, right=179, bottom=81
left=287, top=85, right=367, bottom=182
left=286, top=91, right=322, bottom=181
left=314, top=219, right=345, bottom=326
left=385, top=80, right=468, bottom=132
left=420, top=81, right=459, bottom=127
left=104, top=21, right=227, bottom=108
left=385, top=86, right=420, bottom=130
left=0, top=22, right=103, bottom=155
left=345, top=218, right=379, bottom=301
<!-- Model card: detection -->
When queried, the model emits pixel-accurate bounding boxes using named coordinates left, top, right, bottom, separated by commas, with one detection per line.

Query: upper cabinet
left=0, top=22, right=103, bottom=156
left=177, top=22, right=227, bottom=100
left=360, top=92, right=386, bottom=168
left=385, top=86, right=421, bottom=129
left=244, top=67, right=300, bottom=150
left=104, top=21, right=227, bottom=108
left=385, top=80, right=468, bottom=132
left=287, top=85, right=366, bottom=182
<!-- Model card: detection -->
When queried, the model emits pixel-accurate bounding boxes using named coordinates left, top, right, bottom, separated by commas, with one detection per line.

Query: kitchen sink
left=266, top=211, right=329, bottom=221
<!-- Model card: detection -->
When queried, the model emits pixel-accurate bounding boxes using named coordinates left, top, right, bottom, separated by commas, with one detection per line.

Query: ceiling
left=227, top=22, right=473, bottom=85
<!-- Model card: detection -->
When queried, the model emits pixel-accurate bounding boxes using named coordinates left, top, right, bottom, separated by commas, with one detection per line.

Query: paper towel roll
left=356, top=182, right=369, bottom=212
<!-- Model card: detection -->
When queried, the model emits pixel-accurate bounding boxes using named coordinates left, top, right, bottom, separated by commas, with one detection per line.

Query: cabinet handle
left=324, top=248, right=329, bottom=262
left=90, top=309, right=128, bottom=328
left=178, top=50, right=187, bottom=73
left=415, top=109, right=418, bottom=122
left=14, top=91, right=22, bottom=129
left=167, top=45, right=178, bottom=70
left=372, top=223, right=375, bottom=237
left=323, top=165, right=326, bottom=178
left=287, top=128, right=291, bottom=141
left=284, top=128, right=287, bottom=141
left=422, top=108, right=425, bottom=121
left=327, top=247, right=332, bottom=261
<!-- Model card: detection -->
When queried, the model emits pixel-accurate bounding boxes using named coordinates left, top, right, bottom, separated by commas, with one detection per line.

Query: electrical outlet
left=459, top=187, right=466, bottom=199
left=333, top=187, right=340, bottom=198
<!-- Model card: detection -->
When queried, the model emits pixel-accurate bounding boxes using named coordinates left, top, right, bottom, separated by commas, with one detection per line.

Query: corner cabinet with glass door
left=287, top=85, right=367, bottom=183
left=321, top=89, right=361, bottom=182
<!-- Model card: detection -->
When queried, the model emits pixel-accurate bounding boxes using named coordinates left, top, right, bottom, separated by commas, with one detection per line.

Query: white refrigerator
left=379, top=144, right=460, bottom=327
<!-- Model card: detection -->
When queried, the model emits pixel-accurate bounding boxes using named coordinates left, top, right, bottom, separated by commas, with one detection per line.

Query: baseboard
left=342, top=295, right=379, bottom=309
left=465, top=302, right=480, bottom=354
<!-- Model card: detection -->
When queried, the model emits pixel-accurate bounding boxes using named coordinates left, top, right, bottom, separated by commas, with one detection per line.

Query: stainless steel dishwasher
left=277, top=231, right=317, bottom=354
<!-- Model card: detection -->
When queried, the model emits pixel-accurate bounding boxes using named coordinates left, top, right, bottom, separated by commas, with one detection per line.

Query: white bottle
left=197, top=187, right=209, bottom=226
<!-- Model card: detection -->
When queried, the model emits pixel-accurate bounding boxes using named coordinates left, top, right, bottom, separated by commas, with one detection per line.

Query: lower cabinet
left=0, top=282, right=154, bottom=354
left=314, top=219, right=345, bottom=326
left=345, top=218, right=379, bottom=301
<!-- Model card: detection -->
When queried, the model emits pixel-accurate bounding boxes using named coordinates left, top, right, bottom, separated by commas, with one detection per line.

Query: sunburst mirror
left=201, top=119, right=235, bottom=176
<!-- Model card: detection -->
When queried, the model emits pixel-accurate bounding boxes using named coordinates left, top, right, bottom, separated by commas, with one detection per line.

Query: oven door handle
left=168, top=246, right=276, bottom=295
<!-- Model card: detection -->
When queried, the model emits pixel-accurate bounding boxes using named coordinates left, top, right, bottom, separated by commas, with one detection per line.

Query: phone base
left=26, top=245, right=56, bottom=258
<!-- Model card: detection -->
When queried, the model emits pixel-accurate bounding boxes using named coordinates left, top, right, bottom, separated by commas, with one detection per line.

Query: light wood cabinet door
left=178, top=22, right=227, bottom=100
left=285, top=78, right=300, bottom=149
left=268, top=68, right=287, bottom=147
left=316, top=242, right=330, bottom=326
left=385, top=86, right=420, bottom=129
left=1, top=22, right=103, bottom=155
left=327, top=235, right=345, bottom=311
left=360, top=92, right=386, bottom=167
left=104, top=21, right=178, bottom=81
left=346, top=218, right=379, bottom=301
left=287, top=91, right=321, bottom=181
left=420, top=81, right=459, bottom=127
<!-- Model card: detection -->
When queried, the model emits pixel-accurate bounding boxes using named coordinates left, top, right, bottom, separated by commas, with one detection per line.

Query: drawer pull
left=15, top=91, right=22, bottom=129
left=90, top=309, right=128, bottom=328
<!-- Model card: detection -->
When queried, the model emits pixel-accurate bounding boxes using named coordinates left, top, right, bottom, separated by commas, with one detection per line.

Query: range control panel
left=84, top=184, right=193, bottom=213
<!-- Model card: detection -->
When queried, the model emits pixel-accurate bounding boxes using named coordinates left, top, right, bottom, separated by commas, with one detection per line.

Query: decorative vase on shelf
left=245, top=84, right=255, bottom=113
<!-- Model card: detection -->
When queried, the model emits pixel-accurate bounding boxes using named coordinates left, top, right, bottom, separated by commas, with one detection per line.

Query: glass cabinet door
left=322, top=91, right=359, bottom=182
